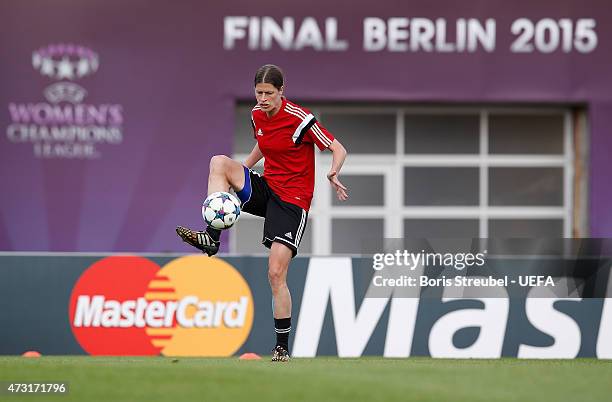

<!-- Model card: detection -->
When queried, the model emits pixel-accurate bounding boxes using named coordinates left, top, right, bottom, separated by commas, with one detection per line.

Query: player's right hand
left=327, top=171, right=348, bottom=201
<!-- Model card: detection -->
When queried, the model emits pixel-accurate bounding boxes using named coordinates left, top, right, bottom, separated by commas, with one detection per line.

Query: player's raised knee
left=210, top=154, right=231, bottom=172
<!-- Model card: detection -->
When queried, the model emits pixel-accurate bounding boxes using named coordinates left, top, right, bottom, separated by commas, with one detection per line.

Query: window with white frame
left=232, top=104, right=580, bottom=255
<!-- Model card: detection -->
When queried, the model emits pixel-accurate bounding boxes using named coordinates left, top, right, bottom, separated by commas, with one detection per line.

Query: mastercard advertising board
left=2, top=252, right=611, bottom=358
left=68, top=255, right=254, bottom=356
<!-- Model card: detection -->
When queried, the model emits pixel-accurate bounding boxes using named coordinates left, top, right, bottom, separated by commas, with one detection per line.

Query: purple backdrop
left=1, top=0, right=611, bottom=252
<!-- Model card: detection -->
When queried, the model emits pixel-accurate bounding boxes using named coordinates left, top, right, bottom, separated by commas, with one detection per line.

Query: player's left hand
left=327, top=170, right=348, bottom=201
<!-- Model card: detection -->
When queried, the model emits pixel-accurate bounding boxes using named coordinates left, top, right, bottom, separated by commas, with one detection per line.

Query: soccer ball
left=202, top=192, right=241, bottom=230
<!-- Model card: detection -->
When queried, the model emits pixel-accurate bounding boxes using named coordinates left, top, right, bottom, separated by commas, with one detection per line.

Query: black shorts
left=240, top=168, right=308, bottom=257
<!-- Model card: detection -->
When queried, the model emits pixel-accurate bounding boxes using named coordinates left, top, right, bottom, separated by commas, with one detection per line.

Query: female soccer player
left=177, top=64, right=348, bottom=362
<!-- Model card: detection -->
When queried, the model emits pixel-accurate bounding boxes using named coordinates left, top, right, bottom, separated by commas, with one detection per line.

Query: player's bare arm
left=244, top=143, right=264, bottom=169
left=327, top=139, right=348, bottom=201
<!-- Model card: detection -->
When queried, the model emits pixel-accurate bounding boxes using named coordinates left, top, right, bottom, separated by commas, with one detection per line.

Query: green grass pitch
left=0, top=356, right=610, bottom=402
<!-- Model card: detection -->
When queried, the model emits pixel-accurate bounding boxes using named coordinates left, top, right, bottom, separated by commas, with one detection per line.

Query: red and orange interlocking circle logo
left=69, top=255, right=254, bottom=356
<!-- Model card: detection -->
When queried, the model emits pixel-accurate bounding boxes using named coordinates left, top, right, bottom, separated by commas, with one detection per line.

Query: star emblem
left=56, top=57, right=74, bottom=80
left=76, top=59, right=90, bottom=77
left=40, top=59, right=55, bottom=77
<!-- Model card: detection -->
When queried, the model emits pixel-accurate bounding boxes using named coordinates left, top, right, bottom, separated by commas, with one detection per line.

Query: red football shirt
left=251, top=98, right=335, bottom=211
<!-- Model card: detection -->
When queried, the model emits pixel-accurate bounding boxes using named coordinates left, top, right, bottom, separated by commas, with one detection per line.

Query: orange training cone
left=239, top=353, right=261, bottom=360
left=22, top=351, right=41, bottom=357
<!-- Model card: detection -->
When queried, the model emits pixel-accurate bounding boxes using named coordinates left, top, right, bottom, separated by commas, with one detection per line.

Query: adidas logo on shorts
left=285, top=232, right=292, bottom=239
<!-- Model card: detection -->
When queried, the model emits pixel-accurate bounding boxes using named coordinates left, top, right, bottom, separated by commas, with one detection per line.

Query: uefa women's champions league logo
left=32, top=44, right=99, bottom=104
left=5, top=43, right=124, bottom=159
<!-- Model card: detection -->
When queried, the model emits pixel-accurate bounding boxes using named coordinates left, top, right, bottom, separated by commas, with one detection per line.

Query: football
left=201, top=191, right=241, bottom=230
